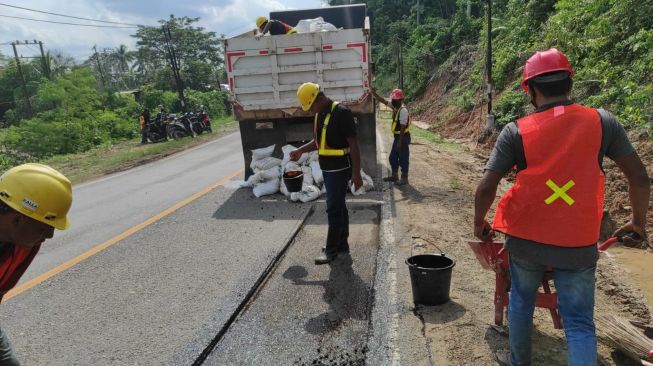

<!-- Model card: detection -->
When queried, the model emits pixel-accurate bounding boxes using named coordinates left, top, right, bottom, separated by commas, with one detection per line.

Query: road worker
left=255, top=16, right=297, bottom=38
left=139, top=107, right=150, bottom=144
left=290, top=82, right=363, bottom=265
left=0, top=164, right=73, bottom=365
left=372, top=88, right=411, bottom=185
left=473, top=48, right=650, bottom=366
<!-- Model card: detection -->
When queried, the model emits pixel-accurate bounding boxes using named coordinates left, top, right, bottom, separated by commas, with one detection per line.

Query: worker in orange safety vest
left=473, top=48, right=649, bottom=366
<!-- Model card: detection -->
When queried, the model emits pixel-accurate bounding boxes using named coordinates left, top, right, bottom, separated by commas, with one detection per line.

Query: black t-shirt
left=268, top=20, right=290, bottom=35
left=315, top=99, right=357, bottom=171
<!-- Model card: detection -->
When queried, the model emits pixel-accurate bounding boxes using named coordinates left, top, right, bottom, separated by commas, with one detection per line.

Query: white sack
left=349, top=169, right=375, bottom=195
left=283, top=161, right=302, bottom=173
left=251, top=157, right=282, bottom=171
left=251, top=144, right=275, bottom=161
left=296, top=17, right=337, bottom=33
left=253, top=178, right=280, bottom=197
left=260, top=166, right=281, bottom=180
left=280, top=179, right=290, bottom=197
left=309, top=160, right=323, bottom=186
left=301, top=166, right=314, bottom=186
left=290, top=184, right=321, bottom=203
left=241, top=172, right=263, bottom=188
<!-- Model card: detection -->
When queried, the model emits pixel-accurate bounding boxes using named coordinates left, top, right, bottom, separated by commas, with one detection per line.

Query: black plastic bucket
left=406, top=253, right=455, bottom=306
left=283, top=171, right=304, bottom=193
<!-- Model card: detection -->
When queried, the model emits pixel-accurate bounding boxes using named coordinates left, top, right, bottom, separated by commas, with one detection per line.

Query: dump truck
left=224, top=4, right=376, bottom=179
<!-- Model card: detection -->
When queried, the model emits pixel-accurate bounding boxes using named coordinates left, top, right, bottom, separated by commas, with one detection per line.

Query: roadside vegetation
left=332, top=0, right=652, bottom=133
left=0, top=15, right=232, bottom=173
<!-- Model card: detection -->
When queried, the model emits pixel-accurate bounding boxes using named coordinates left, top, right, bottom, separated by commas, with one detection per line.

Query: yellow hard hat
left=297, top=82, right=320, bottom=111
left=0, top=163, right=72, bottom=230
left=256, top=16, right=267, bottom=28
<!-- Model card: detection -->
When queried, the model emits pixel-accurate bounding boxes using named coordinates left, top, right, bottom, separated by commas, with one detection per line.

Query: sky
left=0, top=0, right=325, bottom=62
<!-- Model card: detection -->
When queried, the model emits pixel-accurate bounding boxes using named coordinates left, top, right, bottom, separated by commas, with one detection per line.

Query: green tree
left=131, top=15, right=223, bottom=92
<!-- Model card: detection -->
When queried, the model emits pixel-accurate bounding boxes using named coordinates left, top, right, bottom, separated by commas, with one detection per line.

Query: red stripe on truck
left=229, top=78, right=234, bottom=93
left=283, top=47, right=303, bottom=53
left=347, top=43, right=366, bottom=63
left=259, top=50, right=269, bottom=55
left=226, top=51, right=246, bottom=73
left=322, top=45, right=333, bottom=50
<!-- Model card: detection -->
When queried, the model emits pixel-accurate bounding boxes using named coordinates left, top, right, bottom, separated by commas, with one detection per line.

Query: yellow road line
left=4, top=168, right=244, bottom=301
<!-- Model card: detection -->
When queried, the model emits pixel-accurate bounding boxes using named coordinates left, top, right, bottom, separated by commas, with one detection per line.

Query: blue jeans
left=389, top=134, right=410, bottom=174
left=508, top=254, right=596, bottom=366
left=322, top=168, right=351, bottom=254
left=0, top=326, right=19, bottom=366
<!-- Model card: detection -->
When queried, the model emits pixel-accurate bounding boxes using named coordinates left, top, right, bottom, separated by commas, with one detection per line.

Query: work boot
left=395, top=173, right=408, bottom=186
left=315, top=248, right=337, bottom=265
left=316, top=227, right=341, bottom=265
left=383, top=170, right=399, bottom=182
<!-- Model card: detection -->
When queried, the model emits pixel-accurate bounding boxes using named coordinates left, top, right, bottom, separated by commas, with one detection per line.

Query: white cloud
left=198, top=0, right=323, bottom=37
left=0, top=0, right=324, bottom=61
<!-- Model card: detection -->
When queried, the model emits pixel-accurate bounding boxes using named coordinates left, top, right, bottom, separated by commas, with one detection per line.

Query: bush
left=494, top=89, right=529, bottom=128
left=184, top=89, right=230, bottom=117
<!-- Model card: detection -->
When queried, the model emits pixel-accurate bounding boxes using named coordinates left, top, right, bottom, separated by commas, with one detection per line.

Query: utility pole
left=485, top=0, right=494, bottom=131
left=163, top=24, right=186, bottom=111
left=416, top=0, right=421, bottom=25
left=92, top=45, right=106, bottom=89
left=38, top=41, right=50, bottom=80
left=397, top=39, right=404, bottom=89
left=11, top=41, right=33, bottom=116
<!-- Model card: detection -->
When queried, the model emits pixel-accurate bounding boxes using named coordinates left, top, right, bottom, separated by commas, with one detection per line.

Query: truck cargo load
left=224, top=4, right=377, bottom=179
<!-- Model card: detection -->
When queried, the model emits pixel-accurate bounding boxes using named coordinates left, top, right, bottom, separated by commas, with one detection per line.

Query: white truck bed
left=225, top=27, right=371, bottom=119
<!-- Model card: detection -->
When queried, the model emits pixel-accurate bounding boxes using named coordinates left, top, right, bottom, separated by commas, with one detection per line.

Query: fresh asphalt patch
left=204, top=201, right=380, bottom=365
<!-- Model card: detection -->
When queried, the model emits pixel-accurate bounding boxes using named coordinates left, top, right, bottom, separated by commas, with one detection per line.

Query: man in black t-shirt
left=291, top=82, right=363, bottom=265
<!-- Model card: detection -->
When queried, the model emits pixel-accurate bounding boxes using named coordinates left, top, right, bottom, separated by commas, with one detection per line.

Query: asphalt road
left=0, top=133, right=315, bottom=364
left=19, top=133, right=244, bottom=285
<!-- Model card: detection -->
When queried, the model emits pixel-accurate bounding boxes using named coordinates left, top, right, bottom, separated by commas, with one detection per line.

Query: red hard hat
left=521, top=48, right=575, bottom=93
left=389, top=88, right=404, bottom=100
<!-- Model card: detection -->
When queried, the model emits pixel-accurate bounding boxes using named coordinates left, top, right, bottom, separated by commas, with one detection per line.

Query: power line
left=0, top=2, right=142, bottom=26
left=0, top=14, right=138, bottom=28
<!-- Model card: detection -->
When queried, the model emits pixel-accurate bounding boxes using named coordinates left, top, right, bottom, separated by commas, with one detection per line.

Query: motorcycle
left=145, top=115, right=168, bottom=143
left=166, top=113, right=192, bottom=140
left=193, top=110, right=212, bottom=134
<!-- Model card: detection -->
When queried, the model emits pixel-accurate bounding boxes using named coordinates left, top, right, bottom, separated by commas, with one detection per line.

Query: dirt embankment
left=400, top=47, right=653, bottom=365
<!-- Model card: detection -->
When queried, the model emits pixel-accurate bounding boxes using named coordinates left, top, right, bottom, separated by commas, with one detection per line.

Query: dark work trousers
left=389, top=134, right=411, bottom=174
left=322, top=167, right=352, bottom=255
left=141, top=126, right=148, bottom=143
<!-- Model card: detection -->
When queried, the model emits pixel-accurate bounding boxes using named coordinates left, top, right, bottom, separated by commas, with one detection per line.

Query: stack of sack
left=241, top=144, right=375, bottom=201
left=240, top=144, right=282, bottom=197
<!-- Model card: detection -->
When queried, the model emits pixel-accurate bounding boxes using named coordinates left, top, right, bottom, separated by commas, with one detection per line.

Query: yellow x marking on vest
left=545, top=179, right=575, bottom=205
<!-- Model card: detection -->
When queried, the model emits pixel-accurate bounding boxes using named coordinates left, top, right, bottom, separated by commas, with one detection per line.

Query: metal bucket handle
left=411, top=235, right=446, bottom=257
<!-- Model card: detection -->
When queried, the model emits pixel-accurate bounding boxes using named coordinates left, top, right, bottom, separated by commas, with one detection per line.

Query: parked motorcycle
left=193, top=110, right=212, bottom=134
left=166, top=113, right=192, bottom=140
left=145, top=114, right=168, bottom=143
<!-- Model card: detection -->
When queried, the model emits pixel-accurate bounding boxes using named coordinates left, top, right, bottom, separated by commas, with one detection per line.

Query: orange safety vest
left=278, top=20, right=297, bottom=34
left=139, top=115, right=145, bottom=129
left=391, top=106, right=411, bottom=135
left=0, top=244, right=40, bottom=301
left=492, top=104, right=604, bottom=247
left=313, top=101, right=350, bottom=157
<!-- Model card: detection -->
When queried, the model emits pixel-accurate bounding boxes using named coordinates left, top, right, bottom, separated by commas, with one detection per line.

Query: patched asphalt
left=204, top=201, right=380, bottom=365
